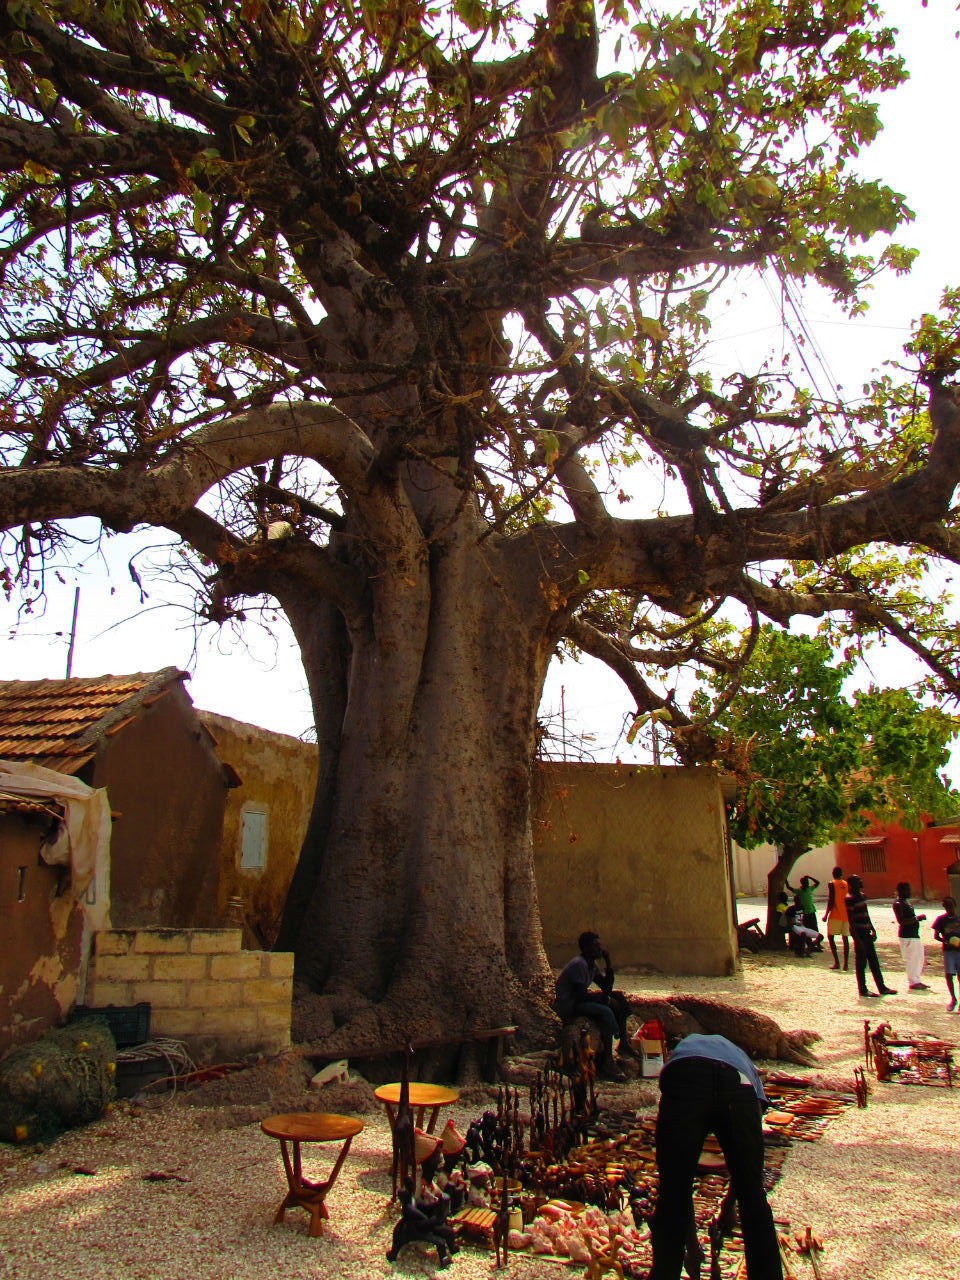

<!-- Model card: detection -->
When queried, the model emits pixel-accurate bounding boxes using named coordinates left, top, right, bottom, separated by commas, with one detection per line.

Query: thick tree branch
left=549, top=429, right=610, bottom=539
left=0, top=113, right=207, bottom=181
left=0, top=402, right=375, bottom=532
left=564, top=616, right=665, bottom=715
left=0, top=6, right=237, bottom=134
left=15, top=314, right=315, bottom=399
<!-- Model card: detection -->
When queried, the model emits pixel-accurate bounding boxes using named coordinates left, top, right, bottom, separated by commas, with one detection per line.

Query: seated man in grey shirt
left=648, top=1034, right=783, bottom=1280
left=554, top=930, right=632, bottom=1082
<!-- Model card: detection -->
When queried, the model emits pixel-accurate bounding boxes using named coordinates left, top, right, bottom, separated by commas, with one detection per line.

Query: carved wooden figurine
left=390, top=1044, right=416, bottom=1200
left=386, top=1177, right=458, bottom=1268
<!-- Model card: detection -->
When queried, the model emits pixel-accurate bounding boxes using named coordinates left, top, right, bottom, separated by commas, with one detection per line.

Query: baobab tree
left=1, top=0, right=958, bottom=1053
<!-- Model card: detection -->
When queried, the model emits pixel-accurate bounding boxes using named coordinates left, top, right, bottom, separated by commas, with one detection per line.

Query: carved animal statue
left=390, top=1044, right=416, bottom=1200
left=624, top=995, right=820, bottom=1066
left=585, top=1234, right=623, bottom=1280
left=479, top=1109, right=499, bottom=1162
left=465, top=1118, right=483, bottom=1164
left=492, top=1168, right=511, bottom=1269
left=386, top=1178, right=458, bottom=1269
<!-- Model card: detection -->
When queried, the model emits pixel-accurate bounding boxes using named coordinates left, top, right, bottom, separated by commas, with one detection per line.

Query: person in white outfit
left=893, top=882, right=928, bottom=990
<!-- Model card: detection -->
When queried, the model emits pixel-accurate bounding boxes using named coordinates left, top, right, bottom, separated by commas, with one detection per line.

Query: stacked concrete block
left=86, top=928, right=293, bottom=1060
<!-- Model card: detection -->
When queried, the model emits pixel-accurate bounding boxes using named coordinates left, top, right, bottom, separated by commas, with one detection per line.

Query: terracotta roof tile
left=0, top=668, right=187, bottom=773
left=0, top=793, right=62, bottom=822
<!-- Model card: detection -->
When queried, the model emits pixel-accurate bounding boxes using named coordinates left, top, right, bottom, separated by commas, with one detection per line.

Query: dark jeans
left=650, top=1058, right=783, bottom=1280
left=574, top=1000, right=618, bottom=1039
left=852, top=933, right=886, bottom=994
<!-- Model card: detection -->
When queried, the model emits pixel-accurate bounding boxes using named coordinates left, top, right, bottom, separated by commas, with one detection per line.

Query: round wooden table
left=373, top=1081, right=460, bottom=1134
left=260, top=1112, right=364, bottom=1237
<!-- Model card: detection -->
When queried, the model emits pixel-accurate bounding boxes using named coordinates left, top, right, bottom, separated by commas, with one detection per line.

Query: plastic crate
left=114, top=1056, right=169, bottom=1098
left=72, top=1002, right=151, bottom=1047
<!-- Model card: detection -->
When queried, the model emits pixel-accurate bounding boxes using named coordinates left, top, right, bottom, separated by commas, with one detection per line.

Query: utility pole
left=65, top=587, right=80, bottom=678
left=560, top=685, right=566, bottom=761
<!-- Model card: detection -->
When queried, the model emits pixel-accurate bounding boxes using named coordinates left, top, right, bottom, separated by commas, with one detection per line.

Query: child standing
left=931, top=896, right=960, bottom=1012
left=787, top=874, right=821, bottom=936
left=823, top=866, right=850, bottom=970
left=892, top=883, right=928, bottom=990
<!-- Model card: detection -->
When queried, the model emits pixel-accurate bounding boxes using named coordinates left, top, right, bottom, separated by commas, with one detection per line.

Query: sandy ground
left=0, top=896, right=957, bottom=1280
left=630, top=897, right=960, bottom=1279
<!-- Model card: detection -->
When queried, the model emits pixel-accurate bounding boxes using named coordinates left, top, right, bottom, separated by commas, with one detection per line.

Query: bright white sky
left=2, top=2, right=959, bottom=775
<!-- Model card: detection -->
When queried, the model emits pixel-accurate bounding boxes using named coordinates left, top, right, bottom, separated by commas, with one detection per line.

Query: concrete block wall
left=86, top=928, right=293, bottom=1060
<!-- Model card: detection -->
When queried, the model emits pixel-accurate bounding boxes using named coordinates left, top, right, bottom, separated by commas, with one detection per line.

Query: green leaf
left=743, top=175, right=780, bottom=205
left=454, top=0, right=486, bottom=31
left=279, top=8, right=306, bottom=42
left=637, top=316, right=669, bottom=341
left=23, top=159, right=54, bottom=184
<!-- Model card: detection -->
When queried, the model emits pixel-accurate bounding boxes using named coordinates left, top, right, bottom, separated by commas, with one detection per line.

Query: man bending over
left=648, top=1034, right=783, bottom=1280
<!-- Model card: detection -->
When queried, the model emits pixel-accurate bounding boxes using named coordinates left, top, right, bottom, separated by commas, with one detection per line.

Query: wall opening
left=240, top=806, right=268, bottom=871
left=860, top=845, right=887, bottom=875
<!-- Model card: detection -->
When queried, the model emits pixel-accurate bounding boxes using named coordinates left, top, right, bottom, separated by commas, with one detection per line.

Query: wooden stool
left=260, top=1112, right=363, bottom=1237
left=375, top=1081, right=460, bottom=1197
left=374, top=1081, right=460, bottom=1135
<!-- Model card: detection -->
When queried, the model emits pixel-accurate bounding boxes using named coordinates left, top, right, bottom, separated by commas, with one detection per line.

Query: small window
left=240, top=807, right=268, bottom=871
left=860, top=846, right=886, bottom=874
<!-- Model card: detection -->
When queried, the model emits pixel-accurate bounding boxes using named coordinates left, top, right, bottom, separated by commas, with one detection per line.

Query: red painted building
left=837, top=817, right=960, bottom=903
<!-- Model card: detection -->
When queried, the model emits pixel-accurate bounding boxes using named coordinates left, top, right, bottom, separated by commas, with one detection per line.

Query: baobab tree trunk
left=765, top=842, right=810, bottom=947
left=280, top=520, right=561, bottom=1056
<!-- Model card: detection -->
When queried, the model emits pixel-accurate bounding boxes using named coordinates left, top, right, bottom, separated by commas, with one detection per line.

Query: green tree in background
left=701, top=628, right=960, bottom=943
left=1, top=0, right=960, bottom=1050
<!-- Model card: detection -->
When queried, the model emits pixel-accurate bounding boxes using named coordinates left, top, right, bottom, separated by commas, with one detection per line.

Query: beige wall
left=199, top=712, right=317, bottom=947
left=87, top=928, right=292, bottom=1061
left=195, top=721, right=737, bottom=977
left=731, top=841, right=837, bottom=898
left=533, top=762, right=738, bottom=976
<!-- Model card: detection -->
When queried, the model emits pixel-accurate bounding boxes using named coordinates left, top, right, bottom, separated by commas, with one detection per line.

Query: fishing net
left=0, top=1018, right=117, bottom=1144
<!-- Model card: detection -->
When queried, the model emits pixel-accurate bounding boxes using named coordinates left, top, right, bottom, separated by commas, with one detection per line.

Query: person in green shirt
left=786, top=875, right=821, bottom=946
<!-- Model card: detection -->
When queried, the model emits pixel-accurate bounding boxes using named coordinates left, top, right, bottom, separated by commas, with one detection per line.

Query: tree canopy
left=1, top=0, right=957, bottom=721
left=1, top=0, right=960, bottom=1045
left=709, top=627, right=960, bottom=845
left=703, top=626, right=960, bottom=937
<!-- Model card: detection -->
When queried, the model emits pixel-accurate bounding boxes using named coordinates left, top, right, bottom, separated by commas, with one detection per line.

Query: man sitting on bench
left=554, top=931, right=632, bottom=1082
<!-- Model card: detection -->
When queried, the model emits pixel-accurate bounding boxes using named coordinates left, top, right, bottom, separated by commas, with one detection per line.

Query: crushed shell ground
left=1, top=898, right=958, bottom=1280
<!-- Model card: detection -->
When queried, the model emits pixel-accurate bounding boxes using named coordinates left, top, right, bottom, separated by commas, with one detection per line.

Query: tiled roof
left=0, top=793, right=62, bottom=823
left=0, top=668, right=188, bottom=773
